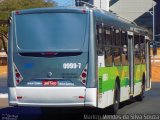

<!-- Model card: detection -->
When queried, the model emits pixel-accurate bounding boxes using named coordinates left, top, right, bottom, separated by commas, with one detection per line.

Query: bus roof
left=13, top=6, right=90, bottom=15
left=13, top=6, right=150, bottom=39
left=92, top=8, right=149, bottom=37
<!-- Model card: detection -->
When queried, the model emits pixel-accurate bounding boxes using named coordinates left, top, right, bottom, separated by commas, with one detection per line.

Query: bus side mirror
left=8, top=16, right=12, bottom=25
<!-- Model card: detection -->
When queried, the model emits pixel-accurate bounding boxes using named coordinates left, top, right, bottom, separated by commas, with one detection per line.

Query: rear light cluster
left=15, top=11, right=20, bottom=15
left=80, top=64, right=88, bottom=86
left=14, top=64, right=23, bottom=85
left=41, top=52, right=58, bottom=56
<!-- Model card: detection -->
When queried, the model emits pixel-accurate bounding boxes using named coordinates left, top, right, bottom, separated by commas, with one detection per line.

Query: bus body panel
left=9, top=87, right=85, bottom=106
left=8, top=8, right=98, bottom=107
left=13, top=52, right=88, bottom=87
left=9, top=87, right=97, bottom=107
left=94, top=9, right=151, bottom=108
left=8, top=7, right=151, bottom=109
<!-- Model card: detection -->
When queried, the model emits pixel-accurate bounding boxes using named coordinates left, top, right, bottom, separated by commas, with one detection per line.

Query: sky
left=53, top=0, right=75, bottom=6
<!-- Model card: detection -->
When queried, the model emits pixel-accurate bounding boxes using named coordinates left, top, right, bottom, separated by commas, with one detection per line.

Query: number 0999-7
left=63, top=63, right=81, bottom=69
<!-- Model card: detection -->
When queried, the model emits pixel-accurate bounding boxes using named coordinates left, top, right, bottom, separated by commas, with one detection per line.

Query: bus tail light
left=80, top=64, right=88, bottom=86
left=82, top=10, right=86, bottom=14
left=15, top=11, right=20, bottom=15
left=14, top=64, right=23, bottom=85
left=17, top=96, right=22, bottom=100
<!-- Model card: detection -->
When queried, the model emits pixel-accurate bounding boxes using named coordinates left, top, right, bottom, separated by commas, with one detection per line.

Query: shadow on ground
left=0, top=106, right=116, bottom=120
left=0, top=100, right=138, bottom=120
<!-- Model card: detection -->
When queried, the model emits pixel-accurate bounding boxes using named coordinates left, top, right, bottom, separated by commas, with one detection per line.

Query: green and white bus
left=8, top=7, right=151, bottom=114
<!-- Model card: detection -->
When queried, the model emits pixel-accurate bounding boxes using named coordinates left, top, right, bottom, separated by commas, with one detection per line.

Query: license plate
left=42, top=80, right=58, bottom=86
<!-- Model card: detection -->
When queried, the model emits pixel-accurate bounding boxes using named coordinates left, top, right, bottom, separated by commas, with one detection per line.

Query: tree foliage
left=0, top=0, right=56, bottom=19
left=0, top=0, right=57, bottom=53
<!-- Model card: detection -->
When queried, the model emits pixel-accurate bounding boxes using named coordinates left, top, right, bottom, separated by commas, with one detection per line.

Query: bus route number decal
left=63, top=63, right=81, bottom=69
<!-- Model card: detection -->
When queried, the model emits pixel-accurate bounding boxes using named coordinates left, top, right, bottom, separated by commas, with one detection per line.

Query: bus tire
left=110, top=81, right=120, bottom=114
left=135, top=74, right=145, bottom=101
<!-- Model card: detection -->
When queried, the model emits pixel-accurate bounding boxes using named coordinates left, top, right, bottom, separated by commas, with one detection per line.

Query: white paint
left=0, top=93, right=8, bottom=98
left=151, top=60, right=160, bottom=62
left=98, top=55, right=105, bottom=67
left=94, top=0, right=110, bottom=11
left=120, top=83, right=144, bottom=101
left=8, top=83, right=144, bottom=107
left=127, top=31, right=133, bottom=36
left=84, top=88, right=97, bottom=107
left=8, top=87, right=17, bottom=103
left=98, top=83, right=144, bottom=108
left=145, top=36, right=149, bottom=40
left=9, top=87, right=86, bottom=106
left=120, top=86, right=130, bottom=102
left=102, top=74, right=108, bottom=81
left=63, top=63, right=81, bottom=69
left=133, top=82, right=142, bottom=97
left=0, top=52, right=7, bottom=57
left=98, top=90, right=114, bottom=108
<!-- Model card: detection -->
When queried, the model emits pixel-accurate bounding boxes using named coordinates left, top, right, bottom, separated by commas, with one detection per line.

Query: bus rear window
left=15, top=13, right=87, bottom=52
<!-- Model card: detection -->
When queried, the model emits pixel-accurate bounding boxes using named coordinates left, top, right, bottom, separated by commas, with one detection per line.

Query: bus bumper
left=8, top=87, right=97, bottom=107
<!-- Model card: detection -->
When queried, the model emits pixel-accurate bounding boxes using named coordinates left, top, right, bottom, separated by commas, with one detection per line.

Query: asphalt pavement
left=118, top=82, right=160, bottom=114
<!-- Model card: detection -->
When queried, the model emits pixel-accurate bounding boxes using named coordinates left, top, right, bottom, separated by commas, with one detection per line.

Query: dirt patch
left=151, top=63, right=160, bottom=82
left=0, top=98, right=9, bottom=108
left=0, top=65, right=7, bottom=77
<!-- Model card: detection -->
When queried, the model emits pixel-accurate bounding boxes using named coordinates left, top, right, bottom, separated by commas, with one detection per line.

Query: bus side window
left=140, top=35, right=145, bottom=64
left=96, top=24, right=103, bottom=46
left=115, top=29, right=121, bottom=46
left=122, top=31, right=128, bottom=66
left=96, top=23, right=104, bottom=67
left=96, top=24, right=100, bottom=45
left=104, top=27, right=113, bottom=66
left=134, top=34, right=140, bottom=64
left=113, top=29, right=121, bottom=66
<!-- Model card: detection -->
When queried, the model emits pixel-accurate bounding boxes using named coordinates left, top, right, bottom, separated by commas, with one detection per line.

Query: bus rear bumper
left=8, top=87, right=97, bottom=107
left=9, top=102, right=85, bottom=107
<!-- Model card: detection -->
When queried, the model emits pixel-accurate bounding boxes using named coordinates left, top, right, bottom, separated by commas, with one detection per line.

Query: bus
left=8, top=6, right=151, bottom=114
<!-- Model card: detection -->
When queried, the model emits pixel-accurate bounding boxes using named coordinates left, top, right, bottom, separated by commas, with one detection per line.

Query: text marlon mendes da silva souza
left=83, top=114, right=160, bottom=120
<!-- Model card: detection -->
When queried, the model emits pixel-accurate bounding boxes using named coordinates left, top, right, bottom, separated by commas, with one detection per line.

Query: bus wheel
left=135, top=75, right=145, bottom=101
left=110, top=82, right=120, bottom=114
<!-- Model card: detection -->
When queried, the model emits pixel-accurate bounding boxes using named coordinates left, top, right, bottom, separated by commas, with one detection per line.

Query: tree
left=0, top=20, right=8, bottom=54
left=0, top=0, right=57, bottom=54
left=0, top=0, right=57, bottom=20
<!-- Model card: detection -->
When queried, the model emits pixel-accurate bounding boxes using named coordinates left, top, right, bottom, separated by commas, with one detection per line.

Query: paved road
left=0, top=75, right=8, bottom=94
left=118, top=82, right=160, bottom=114
left=0, top=75, right=160, bottom=120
